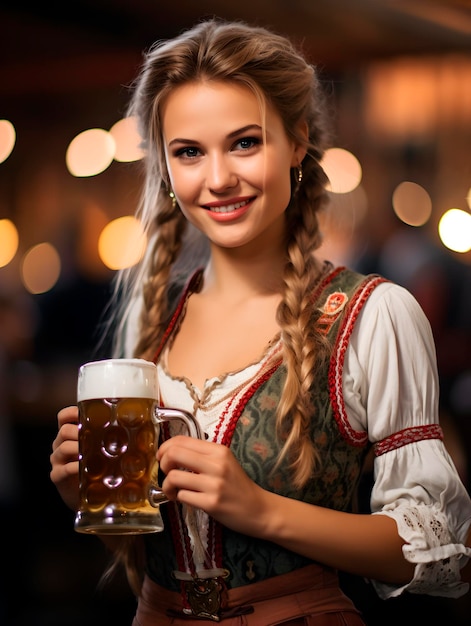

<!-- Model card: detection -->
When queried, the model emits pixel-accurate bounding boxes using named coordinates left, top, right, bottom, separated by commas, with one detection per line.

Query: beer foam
left=77, top=358, right=158, bottom=401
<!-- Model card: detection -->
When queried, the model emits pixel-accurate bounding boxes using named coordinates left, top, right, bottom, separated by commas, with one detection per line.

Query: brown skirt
left=132, top=564, right=366, bottom=625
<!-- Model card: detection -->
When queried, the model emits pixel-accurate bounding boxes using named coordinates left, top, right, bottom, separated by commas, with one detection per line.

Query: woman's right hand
left=50, top=405, right=80, bottom=512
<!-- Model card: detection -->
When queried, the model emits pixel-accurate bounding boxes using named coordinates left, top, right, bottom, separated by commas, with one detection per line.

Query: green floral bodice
left=145, top=265, right=386, bottom=590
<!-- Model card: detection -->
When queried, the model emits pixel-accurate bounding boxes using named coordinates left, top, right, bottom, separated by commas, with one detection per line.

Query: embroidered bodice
left=131, top=265, right=471, bottom=600
left=145, top=267, right=377, bottom=590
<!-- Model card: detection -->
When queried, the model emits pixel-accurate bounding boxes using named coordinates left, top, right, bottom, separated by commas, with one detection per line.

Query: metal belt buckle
left=182, top=575, right=228, bottom=622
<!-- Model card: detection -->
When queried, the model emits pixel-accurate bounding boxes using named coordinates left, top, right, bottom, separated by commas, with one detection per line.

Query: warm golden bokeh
left=110, top=117, right=145, bottom=163
left=0, top=218, right=19, bottom=267
left=392, top=181, right=432, bottom=227
left=0, top=119, right=16, bottom=163
left=20, top=242, right=61, bottom=294
left=438, top=209, right=471, bottom=253
left=98, top=215, right=147, bottom=270
left=66, top=128, right=116, bottom=177
left=321, top=148, right=362, bottom=194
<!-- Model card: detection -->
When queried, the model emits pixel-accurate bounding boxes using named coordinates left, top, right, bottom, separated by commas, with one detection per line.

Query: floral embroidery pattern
left=317, top=291, right=349, bottom=335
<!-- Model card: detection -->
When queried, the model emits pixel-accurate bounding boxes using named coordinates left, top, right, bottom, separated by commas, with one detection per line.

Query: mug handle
left=148, top=406, right=204, bottom=507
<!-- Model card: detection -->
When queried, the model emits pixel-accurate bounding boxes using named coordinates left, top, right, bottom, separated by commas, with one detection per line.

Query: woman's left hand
left=157, top=435, right=271, bottom=537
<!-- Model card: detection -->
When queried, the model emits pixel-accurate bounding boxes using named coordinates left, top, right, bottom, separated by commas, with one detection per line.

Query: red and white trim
left=328, top=274, right=386, bottom=447
left=373, top=424, right=444, bottom=456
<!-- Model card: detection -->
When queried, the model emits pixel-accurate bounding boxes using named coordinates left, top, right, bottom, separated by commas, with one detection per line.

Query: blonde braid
left=133, top=191, right=187, bottom=361
left=275, top=157, right=330, bottom=488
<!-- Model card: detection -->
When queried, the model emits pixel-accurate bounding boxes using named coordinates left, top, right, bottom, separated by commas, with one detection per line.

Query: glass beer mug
left=74, top=358, right=203, bottom=534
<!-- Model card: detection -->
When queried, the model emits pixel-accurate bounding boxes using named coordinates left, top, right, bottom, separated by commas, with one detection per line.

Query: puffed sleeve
left=343, top=281, right=471, bottom=599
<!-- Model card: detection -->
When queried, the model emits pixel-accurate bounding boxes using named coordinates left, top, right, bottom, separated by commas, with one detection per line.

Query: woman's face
left=161, top=80, right=305, bottom=253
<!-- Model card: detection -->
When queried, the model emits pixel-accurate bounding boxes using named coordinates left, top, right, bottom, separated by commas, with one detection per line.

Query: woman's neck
left=203, top=246, right=286, bottom=300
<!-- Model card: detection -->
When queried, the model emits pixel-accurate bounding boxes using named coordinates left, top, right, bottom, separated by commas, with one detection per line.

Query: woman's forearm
left=257, top=491, right=415, bottom=584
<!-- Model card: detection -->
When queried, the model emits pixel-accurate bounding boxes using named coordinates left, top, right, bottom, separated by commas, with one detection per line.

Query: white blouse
left=342, top=282, right=471, bottom=599
left=138, top=280, right=471, bottom=599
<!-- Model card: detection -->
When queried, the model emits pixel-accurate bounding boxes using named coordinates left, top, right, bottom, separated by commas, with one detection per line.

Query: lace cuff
left=371, top=504, right=471, bottom=599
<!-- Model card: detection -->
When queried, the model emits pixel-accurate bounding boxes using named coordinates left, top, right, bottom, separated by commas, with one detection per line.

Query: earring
left=297, top=165, right=303, bottom=184
left=169, top=190, right=177, bottom=209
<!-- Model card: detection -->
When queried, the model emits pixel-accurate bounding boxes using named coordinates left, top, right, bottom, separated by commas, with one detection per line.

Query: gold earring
left=169, top=190, right=177, bottom=209
left=297, top=166, right=303, bottom=184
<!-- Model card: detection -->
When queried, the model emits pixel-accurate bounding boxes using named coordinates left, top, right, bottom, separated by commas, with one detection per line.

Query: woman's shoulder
left=320, top=264, right=434, bottom=351
left=359, top=278, right=429, bottom=322
left=324, top=263, right=425, bottom=317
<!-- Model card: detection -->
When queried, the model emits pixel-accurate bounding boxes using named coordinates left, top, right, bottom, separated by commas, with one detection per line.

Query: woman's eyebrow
left=168, top=137, right=199, bottom=147
left=227, top=124, right=262, bottom=138
left=168, top=124, right=263, bottom=147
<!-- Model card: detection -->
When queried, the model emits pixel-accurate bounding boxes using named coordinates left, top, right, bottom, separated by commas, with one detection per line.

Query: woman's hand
left=157, top=435, right=272, bottom=537
left=50, top=405, right=80, bottom=512
left=157, top=435, right=416, bottom=584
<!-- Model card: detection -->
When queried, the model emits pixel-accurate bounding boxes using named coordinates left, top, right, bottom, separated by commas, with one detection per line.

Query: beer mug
left=74, top=358, right=202, bottom=534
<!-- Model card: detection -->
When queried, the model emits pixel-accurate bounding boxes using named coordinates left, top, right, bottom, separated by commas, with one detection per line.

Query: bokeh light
left=66, top=128, right=116, bottom=177
left=438, top=208, right=471, bottom=253
left=0, top=218, right=19, bottom=267
left=109, top=117, right=145, bottom=162
left=21, top=242, right=61, bottom=294
left=0, top=119, right=16, bottom=163
left=76, top=202, right=113, bottom=279
left=392, top=181, right=432, bottom=226
left=98, top=216, right=147, bottom=270
left=318, top=185, right=369, bottom=265
left=321, top=148, right=362, bottom=194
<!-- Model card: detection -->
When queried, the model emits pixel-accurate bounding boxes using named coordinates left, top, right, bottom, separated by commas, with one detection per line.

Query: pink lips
left=204, top=198, right=253, bottom=222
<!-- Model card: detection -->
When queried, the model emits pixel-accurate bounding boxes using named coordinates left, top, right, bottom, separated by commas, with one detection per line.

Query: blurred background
left=0, top=1, right=470, bottom=624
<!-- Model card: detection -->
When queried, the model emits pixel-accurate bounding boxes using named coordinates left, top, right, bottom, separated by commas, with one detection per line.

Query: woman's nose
left=206, top=155, right=237, bottom=192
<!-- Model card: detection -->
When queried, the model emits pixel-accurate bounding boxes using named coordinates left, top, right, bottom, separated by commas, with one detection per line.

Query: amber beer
left=75, top=358, right=165, bottom=534
left=75, top=358, right=203, bottom=533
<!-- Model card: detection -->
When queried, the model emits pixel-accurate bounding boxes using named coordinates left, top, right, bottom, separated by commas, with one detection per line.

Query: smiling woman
left=49, top=17, right=471, bottom=626
left=161, top=80, right=304, bottom=244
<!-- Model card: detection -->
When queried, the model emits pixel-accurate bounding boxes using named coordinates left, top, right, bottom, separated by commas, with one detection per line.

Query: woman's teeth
left=208, top=200, right=249, bottom=213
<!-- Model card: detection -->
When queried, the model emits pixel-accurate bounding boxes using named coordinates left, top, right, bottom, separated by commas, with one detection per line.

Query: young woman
left=50, top=18, right=471, bottom=625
